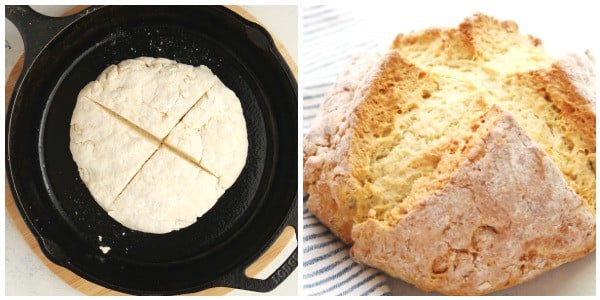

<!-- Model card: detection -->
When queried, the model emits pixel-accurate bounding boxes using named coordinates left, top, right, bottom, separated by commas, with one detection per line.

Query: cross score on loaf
left=70, top=57, right=248, bottom=234
left=303, top=14, right=595, bottom=295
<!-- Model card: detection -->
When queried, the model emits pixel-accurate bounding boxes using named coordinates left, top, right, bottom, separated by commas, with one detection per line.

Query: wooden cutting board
left=4, top=5, right=297, bottom=296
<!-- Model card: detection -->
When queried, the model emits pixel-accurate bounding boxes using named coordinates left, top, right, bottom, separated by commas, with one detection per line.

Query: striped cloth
left=302, top=5, right=392, bottom=296
left=303, top=205, right=391, bottom=296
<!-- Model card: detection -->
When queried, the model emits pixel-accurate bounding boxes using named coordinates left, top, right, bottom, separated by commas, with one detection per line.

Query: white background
left=4, top=5, right=298, bottom=296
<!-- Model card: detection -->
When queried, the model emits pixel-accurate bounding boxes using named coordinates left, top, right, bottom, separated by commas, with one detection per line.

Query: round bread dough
left=164, top=78, right=248, bottom=188
left=70, top=57, right=248, bottom=234
left=69, top=97, right=159, bottom=210
left=78, top=57, right=217, bottom=139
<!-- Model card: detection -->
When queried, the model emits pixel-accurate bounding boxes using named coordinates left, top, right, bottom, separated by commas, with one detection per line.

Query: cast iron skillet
left=5, top=5, right=297, bottom=295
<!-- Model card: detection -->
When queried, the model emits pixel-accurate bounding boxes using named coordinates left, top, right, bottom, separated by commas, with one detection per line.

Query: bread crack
left=109, top=145, right=162, bottom=209
left=85, top=89, right=222, bottom=189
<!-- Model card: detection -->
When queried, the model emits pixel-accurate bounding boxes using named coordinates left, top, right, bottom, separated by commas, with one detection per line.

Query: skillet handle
left=5, top=5, right=99, bottom=76
left=5, top=4, right=101, bottom=267
left=224, top=249, right=299, bottom=293
left=219, top=196, right=298, bottom=293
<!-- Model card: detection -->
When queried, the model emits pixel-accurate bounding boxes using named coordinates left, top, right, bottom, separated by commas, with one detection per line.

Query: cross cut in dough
left=70, top=57, right=248, bottom=234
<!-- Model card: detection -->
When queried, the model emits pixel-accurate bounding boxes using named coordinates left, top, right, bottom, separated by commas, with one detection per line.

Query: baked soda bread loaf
left=303, top=14, right=595, bottom=295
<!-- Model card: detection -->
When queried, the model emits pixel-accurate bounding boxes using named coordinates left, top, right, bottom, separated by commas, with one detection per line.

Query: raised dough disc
left=70, top=97, right=159, bottom=210
left=108, top=147, right=224, bottom=234
left=165, top=78, right=248, bottom=189
left=79, top=57, right=217, bottom=139
left=71, top=57, right=248, bottom=234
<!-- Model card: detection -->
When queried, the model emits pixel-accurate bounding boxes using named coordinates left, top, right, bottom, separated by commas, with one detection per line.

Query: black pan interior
left=7, top=6, right=297, bottom=294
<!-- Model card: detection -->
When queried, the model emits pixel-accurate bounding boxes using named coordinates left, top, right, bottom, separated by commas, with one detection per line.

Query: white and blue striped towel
left=302, top=5, right=393, bottom=296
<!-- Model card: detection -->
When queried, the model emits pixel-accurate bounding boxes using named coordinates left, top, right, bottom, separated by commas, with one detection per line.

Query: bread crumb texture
left=304, top=14, right=595, bottom=295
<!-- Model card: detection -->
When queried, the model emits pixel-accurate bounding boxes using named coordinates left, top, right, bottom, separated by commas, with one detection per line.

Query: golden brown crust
left=305, top=52, right=437, bottom=243
left=350, top=108, right=595, bottom=295
left=545, top=64, right=596, bottom=151
left=351, top=54, right=439, bottom=221
left=505, top=65, right=596, bottom=151
left=304, top=52, right=385, bottom=243
left=557, top=51, right=595, bottom=109
left=458, top=14, right=518, bottom=58
left=503, top=64, right=596, bottom=212
left=392, top=28, right=443, bottom=50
